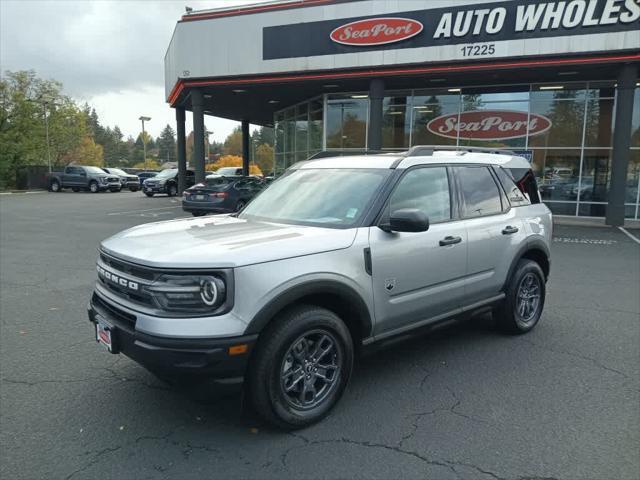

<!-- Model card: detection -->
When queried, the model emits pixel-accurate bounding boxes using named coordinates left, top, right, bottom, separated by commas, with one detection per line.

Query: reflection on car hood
left=100, top=215, right=357, bottom=268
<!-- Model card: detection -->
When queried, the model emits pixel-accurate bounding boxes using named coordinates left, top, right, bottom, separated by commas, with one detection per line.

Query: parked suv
left=88, top=147, right=551, bottom=429
left=48, top=165, right=121, bottom=193
left=142, top=168, right=194, bottom=197
left=182, top=174, right=265, bottom=216
left=102, top=168, right=140, bottom=192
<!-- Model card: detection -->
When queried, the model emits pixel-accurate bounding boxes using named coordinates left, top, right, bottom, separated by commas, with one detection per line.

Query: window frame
left=375, top=164, right=457, bottom=228
left=452, top=164, right=509, bottom=220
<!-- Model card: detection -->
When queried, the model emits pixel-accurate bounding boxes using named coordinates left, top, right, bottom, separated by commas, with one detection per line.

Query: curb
left=0, top=190, right=47, bottom=195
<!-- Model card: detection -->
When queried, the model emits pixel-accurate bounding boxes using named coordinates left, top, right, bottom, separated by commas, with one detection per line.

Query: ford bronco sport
left=89, top=146, right=551, bottom=429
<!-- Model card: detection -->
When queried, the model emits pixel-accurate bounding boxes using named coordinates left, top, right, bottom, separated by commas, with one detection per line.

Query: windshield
left=239, top=168, right=390, bottom=228
left=217, top=167, right=240, bottom=176
left=155, top=169, right=177, bottom=179
left=107, top=168, right=127, bottom=176
left=85, top=166, right=105, bottom=174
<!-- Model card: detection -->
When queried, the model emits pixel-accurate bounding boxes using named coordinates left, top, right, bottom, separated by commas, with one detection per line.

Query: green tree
left=0, top=70, right=88, bottom=188
left=157, top=124, right=177, bottom=163
left=223, top=126, right=243, bottom=155
left=254, top=143, right=274, bottom=176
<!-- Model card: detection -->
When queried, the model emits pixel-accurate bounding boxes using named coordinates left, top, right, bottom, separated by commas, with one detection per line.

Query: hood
left=100, top=215, right=357, bottom=268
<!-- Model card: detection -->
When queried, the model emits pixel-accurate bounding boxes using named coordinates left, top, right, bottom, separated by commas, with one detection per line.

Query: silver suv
left=88, top=146, right=551, bottom=429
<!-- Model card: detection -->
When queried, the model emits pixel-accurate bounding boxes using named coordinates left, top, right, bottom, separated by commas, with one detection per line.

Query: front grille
left=98, top=253, right=158, bottom=307
left=93, top=293, right=136, bottom=330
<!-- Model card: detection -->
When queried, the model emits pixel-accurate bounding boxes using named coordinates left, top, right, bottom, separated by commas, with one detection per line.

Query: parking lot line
left=618, top=227, right=640, bottom=245
left=107, top=206, right=181, bottom=216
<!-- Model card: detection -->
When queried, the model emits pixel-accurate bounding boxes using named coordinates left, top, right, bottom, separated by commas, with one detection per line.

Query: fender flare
left=502, top=238, right=551, bottom=292
left=244, top=279, right=373, bottom=338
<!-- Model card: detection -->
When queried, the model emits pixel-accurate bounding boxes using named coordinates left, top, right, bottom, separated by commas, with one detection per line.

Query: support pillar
left=191, top=89, right=206, bottom=183
left=367, top=79, right=384, bottom=151
left=242, top=120, right=250, bottom=176
left=175, top=107, right=187, bottom=193
left=606, top=64, right=637, bottom=226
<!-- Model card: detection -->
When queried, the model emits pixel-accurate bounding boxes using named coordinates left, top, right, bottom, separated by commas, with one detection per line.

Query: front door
left=369, top=166, right=467, bottom=337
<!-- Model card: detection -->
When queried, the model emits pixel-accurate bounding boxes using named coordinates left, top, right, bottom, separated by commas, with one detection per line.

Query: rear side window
left=494, top=167, right=530, bottom=207
left=455, top=166, right=503, bottom=218
left=507, top=168, right=541, bottom=204
left=205, top=177, right=228, bottom=187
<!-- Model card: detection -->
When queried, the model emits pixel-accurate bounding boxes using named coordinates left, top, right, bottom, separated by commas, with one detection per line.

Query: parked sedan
left=182, top=175, right=265, bottom=216
left=102, top=168, right=140, bottom=191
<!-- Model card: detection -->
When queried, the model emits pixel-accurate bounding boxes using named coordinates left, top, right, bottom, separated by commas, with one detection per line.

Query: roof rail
left=405, top=145, right=516, bottom=157
left=307, top=149, right=403, bottom=160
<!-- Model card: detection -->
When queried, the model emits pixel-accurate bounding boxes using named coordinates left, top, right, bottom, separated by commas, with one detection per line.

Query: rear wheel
left=495, top=259, right=546, bottom=334
left=248, top=305, right=353, bottom=430
left=167, top=184, right=178, bottom=197
left=145, top=192, right=154, bottom=197
left=89, top=181, right=99, bottom=193
left=49, top=180, right=60, bottom=192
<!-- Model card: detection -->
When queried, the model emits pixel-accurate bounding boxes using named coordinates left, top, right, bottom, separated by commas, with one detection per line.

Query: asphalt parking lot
left=1, top=191, right=639, bottom=480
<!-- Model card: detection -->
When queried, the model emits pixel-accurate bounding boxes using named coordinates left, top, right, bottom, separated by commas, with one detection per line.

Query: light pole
left=43, top=101, right=52, bottom=173
left=139, top=116, right=151, bottom=170
left=205, top=129, right=213, bottom=164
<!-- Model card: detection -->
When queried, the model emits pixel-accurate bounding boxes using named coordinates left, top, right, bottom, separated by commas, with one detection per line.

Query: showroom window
left=273, top=83, right=640, bottom=219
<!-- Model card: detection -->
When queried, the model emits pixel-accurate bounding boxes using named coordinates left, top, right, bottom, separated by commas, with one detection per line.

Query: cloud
left=0, top=0, right=264, bottom=140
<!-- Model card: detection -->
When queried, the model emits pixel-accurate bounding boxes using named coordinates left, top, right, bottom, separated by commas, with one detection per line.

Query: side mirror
left=380, top=208, right=429, bottom=233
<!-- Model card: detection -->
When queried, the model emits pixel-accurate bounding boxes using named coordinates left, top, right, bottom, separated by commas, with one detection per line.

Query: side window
left=66, top=167, right=78, bottom=174
left=455, top=166, right=503, bottom=218
left=389, top=167, right=451, bottom=223
left=494, top=167, right=530, bottom=207
left=507, top=168, right=541, bottom=204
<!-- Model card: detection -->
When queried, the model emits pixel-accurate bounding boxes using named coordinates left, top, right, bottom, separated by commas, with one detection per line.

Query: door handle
left=502, top=226, right=519, bottom=235
left=439, top=236, right=462, bottom=246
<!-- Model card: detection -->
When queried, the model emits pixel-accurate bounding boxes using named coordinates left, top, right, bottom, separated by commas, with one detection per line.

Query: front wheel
left=248, top=305, right=353, bottom=430
left=89, top=181, right=99, bottom=193
left=495, top=259, right=546, bottom=334
left=167, top=184, right=178, bottom=197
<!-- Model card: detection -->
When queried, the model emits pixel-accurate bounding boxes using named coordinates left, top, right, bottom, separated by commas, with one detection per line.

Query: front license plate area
left=95, top=320, right=116, bottom=353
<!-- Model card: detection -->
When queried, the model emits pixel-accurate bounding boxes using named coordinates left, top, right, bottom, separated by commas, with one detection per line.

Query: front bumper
left=143, top=183, right=166, bottom=193
left=88, top=294, right=256, bottom=380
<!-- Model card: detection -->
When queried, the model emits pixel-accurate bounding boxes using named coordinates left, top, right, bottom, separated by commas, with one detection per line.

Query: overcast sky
left=0, top=0, right=268, bottom=142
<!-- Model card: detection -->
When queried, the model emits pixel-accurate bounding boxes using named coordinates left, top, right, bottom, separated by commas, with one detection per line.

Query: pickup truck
left=48, top=166, right=122, bottom=193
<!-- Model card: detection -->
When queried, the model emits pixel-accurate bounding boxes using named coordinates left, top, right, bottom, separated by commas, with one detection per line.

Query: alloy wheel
left=280, top=329, right=341, bottom=411
left=516, top=272, right=541, bottom=324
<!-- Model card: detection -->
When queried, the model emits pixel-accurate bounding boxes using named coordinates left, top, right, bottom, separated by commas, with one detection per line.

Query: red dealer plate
left=96, top=320, right=114, bottom=352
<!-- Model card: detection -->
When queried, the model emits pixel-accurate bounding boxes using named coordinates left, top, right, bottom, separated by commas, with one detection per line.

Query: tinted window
left=205, top=176, right=228, bottom=187
left=390, top=167, right=451, bottom=223
left=508, top=168, right=541, bottom=204
left=494, top=167, right=530, bottom=207
left=456, top=166, right=503, bottom=218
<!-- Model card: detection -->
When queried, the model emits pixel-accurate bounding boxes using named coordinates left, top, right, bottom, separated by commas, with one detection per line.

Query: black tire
left=192, top=211, right=206, bottom=217
left=145, top=192, right=154, bottom=197
left=71, top=187, right=80, bottom=192
left=167, top=183, right=178, bottom=197
left=248, top=305, right=353, bottom=430
left=109, top=187, right=121, bottom=193
left=129, top=187, right=139, bottom=192
left=236, top=200, right=246, bottom=212
left=495, top=259, right=546, bottom=334
left=89, top=181, right=99, bottom=193
left=49, top=180, right=61, bottom=192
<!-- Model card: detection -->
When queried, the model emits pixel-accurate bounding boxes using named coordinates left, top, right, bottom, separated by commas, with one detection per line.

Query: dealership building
left=164, top=0, right=640, bottom=225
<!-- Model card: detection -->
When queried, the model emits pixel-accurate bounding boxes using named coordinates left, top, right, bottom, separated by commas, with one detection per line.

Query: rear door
left=453, top=165, right=527, bottom=305
left=63, top=166, right=81, bottom=186
left=369, top=166, right=467, bottom=336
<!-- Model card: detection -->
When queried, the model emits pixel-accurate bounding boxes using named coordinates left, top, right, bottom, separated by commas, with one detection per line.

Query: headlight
left=100, top=177, right=109, bottom=184
left=158, top=179, right=167, bottom=185
left=146, top=274, right=227, bottom=313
